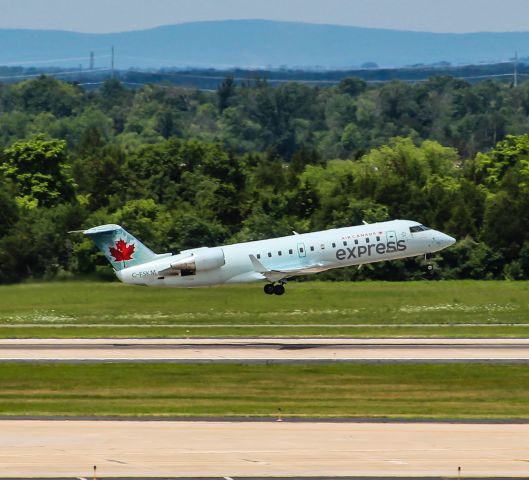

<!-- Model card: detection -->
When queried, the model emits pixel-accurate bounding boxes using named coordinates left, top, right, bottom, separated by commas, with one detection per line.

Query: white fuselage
left=117, top=219, right=454, bottom=287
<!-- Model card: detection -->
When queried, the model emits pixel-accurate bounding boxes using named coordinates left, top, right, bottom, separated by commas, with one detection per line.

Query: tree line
left=1, top=75, right=529, bottom=283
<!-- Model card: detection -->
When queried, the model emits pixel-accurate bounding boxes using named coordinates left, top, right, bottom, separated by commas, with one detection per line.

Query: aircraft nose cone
left=436, top=232, right=456, bottom=248
left=446, top=235, right=456, bottom=246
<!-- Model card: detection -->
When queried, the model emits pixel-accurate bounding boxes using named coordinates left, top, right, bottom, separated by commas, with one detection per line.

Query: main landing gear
left=264, top=282, right=286, bottom=296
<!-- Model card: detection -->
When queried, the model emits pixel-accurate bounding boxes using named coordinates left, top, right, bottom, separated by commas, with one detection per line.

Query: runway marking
left=242, top=458, right=270, bottom=465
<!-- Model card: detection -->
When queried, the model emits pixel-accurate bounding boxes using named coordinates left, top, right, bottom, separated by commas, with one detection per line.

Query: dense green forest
left=1, top=74, right=529, bottom=283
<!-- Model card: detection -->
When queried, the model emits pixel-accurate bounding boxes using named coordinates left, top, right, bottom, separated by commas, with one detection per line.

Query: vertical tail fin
left=83, top=224, right=158, bottom=271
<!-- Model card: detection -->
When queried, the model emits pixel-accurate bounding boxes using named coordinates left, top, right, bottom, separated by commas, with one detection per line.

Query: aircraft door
left=386, top=231, right=397, bottom=243
left=297, top=243, right=306, bottom=258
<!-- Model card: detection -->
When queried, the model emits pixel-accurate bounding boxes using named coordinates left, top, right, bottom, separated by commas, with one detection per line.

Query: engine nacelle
left=192, top=247, right=226, bottom=271
left=162, top=247, right=225, bottom=276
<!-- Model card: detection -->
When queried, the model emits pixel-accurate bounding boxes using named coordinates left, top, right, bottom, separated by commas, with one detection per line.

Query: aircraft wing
left=249, top=254, right=332, bottom=282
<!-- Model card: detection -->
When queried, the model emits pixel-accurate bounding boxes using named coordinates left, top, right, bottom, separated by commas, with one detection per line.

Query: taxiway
left=0, top=338, right=529, bottom=362
left=1, top=420, right=528, bottom=477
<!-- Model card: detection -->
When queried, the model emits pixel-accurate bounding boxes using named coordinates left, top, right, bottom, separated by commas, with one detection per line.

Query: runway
left=1, top=420, right=529, bottom=477
left=1, top=338, right=529, bottom=362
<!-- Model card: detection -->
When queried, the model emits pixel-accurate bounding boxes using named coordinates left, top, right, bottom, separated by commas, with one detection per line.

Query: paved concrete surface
left=3, top=338, right=529, bottom=344
left=0, top=478, right=526, bottom=480
left=1, top=338, right=529, bottom=362
left=1, top=421, right=529, bottom=477
left=2, top=478, right=527, bottom=480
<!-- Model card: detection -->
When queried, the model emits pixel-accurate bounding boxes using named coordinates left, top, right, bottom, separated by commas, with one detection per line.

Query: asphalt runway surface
left=1, top=338, right=529, bottom=362
left=2, top=420, right=529, bottom=477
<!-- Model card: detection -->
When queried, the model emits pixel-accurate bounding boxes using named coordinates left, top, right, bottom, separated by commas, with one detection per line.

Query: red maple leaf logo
left=109, top=239, right=135, bottom=262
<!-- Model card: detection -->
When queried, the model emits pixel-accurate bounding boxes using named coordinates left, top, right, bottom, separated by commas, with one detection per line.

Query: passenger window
left=278, top=251, right=282, bottom=256
left=321, top=244, right=325, bottom=250
left=355, top=239, right=359, bottom=245
left=332, top=242, right=336, bottom=248
left=268, top=252, right=272, bottom=257
left=376, top=236, right=380, bottom=241
left=299, top=248, right=304, bottom=253
left=257, top=254, right=261, bottom=259
left=343, top=241, right=348, bottom=246
left=366, top=238, right=370, bottom=243
left=289, top=249, right=293, bottom=254
left=310, top=246, right=315, bottom=251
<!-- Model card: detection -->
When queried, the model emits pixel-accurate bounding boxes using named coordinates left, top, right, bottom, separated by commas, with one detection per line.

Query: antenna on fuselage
left=362, top=220, right=369, bottom=225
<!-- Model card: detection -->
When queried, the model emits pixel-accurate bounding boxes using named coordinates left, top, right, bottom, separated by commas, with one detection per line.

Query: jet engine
left=158, top=247, right=225, bottom=277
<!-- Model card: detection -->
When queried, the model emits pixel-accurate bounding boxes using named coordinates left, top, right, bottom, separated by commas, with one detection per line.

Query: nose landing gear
left=424, top=254, right=434, bottom=273
left=264, top=282, right=286, bottom=295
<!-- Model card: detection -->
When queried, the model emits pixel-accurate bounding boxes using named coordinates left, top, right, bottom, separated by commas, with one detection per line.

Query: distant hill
left=0, top=20, right=528, bottom=69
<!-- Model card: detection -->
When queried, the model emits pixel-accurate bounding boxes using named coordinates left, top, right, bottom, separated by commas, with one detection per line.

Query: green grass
left=0, top=362, right=527, bottom=419
left=1, top=280, right=529, bottom=337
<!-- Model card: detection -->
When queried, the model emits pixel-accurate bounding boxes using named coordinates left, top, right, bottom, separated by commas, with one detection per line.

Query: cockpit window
left=409, top=225, right=430, bottom=233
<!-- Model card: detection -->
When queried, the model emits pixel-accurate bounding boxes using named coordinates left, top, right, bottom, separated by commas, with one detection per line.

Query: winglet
left=249, top=254, right=268, bottom=273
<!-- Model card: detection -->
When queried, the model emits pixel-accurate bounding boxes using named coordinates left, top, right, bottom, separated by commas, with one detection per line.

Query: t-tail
left=83, top=224, right=159, bottom=271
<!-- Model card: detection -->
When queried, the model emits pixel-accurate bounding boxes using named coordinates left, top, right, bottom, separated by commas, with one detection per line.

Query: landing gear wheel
left=424, top=254, right=434, bottom=273
left=273, top=284, right=285, bottom=296
left=264, top=284, right=275, bottom=295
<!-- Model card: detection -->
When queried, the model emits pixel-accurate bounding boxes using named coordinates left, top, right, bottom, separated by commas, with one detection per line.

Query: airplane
left=82, top=220, right=455, bottom=295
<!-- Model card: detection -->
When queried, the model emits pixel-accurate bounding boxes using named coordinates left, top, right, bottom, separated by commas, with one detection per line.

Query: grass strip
left=0, top=362, right=527, bottom=419
left=1, top=280, right=529, bottom=338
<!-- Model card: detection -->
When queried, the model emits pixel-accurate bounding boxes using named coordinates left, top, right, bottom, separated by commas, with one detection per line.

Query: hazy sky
left=3, top=0, right=529, bottom=33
